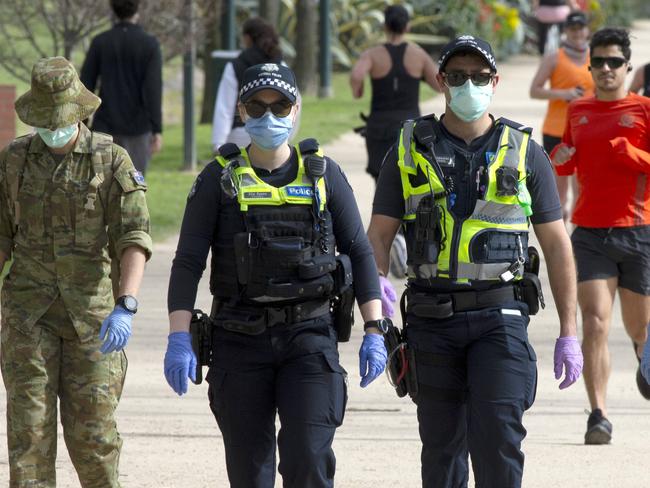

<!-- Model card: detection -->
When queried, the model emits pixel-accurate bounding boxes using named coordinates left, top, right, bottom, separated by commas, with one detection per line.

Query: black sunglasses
left=243, top=99, right=293, bottom=118
left=442, top=71, right=494, bottom=87
left=590, top=56, right=627, bottom=69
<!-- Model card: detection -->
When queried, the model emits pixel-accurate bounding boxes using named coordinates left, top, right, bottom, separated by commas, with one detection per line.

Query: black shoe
left=632, top=341, right=650, bottom=400
left=584, top=409, right=612, bottom=445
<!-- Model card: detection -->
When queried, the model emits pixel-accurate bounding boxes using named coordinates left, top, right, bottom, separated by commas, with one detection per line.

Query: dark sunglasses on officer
left=590, top=56, right=627, bottom=70
left=243, top=97, right=294, bottom=119
left=442, top=71, right=495, bottom=87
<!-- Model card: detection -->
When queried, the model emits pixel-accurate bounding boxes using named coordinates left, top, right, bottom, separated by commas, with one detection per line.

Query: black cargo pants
left=206, top=314, right=347, bottom=488
left=406, top=301, right=537, bottom=488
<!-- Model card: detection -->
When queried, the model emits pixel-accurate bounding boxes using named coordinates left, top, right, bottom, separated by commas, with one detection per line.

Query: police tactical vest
left=398, top=115, right=533, bottom=284
left=210, top=139, right=336, bottom=303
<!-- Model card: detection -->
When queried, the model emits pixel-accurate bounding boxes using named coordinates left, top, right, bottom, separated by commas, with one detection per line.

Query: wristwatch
left=116, top=295, right=139, bottom=314
left=363, top=318, right=390, bottom=334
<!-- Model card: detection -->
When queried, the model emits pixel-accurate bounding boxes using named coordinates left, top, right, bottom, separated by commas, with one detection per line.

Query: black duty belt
left=407, top=285, right=520, bottom=319
left=213, top=298, right=331, bottom=335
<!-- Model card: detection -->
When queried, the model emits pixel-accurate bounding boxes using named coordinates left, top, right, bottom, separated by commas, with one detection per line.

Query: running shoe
left=633, top=341, right=650, bottom=400
left=389, top=233, right=407, bottom=279
left=584, top=408, right=612, bottom=445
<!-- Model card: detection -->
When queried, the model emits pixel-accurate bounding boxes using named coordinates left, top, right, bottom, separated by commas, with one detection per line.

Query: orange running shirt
left=554, top=93, right=650, bottom=227
left=542, top=48, right=594, bottom=137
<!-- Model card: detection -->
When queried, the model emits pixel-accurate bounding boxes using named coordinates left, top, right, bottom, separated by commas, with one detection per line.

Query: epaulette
left=496, top=117, right=533, bottom=135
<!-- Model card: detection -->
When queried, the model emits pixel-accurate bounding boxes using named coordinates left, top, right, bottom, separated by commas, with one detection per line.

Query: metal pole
left=318, top=0, right=332, bottom=98
left=222, top=0, right=236, bottom=50
left=183, top=0, right=196, bottom=170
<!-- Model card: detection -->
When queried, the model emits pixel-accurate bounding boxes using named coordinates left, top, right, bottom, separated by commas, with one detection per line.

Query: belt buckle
left=266, top=307, right=289, bottom=327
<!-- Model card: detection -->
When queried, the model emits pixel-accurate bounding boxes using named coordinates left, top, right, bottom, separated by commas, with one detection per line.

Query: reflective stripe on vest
left=215, top=145, right=327, bottom=212
left=398, top=119, right=531, bottom=282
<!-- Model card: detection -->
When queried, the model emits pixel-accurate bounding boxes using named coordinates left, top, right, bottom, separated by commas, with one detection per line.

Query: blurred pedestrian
left=350, top=4, right=440, bottom=182
left=350, top=4, right=441, bottom=279
left=532, top=0, right=581, bottom=55
left=81, top=0, right=163, bottom=175
left=211, top=17, right=282, bottom=153
left=0, top=57, right=152, bottom=487
left=530, top=10, right=594, bottom=221
left=629, top=62, right=650, bottom=96
left=551, top=28, right=650, bottom=445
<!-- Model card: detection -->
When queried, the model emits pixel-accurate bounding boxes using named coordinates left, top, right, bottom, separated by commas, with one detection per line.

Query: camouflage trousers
left=1, top=298, right=126, bottom=488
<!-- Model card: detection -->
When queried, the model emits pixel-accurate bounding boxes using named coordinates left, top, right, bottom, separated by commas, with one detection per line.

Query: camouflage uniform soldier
left=0, top=57, right=152, bottom=487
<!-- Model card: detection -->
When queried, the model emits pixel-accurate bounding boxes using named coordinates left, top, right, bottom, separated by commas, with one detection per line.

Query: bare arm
left=118, top=246, right=147, bottom=298
left=367, top=214, right=401, bottom=277
left=533, top=220, right=578, bottom=337
left=422, top=51, right=442, bottom=92
left=169, top=310, right=192, bottom=333
left=350, top=51, right=372, bottom=99
left=529, top=53, right=579, bottom=101
left=629, top=66, right=645, bottom=94
left=359, top=299, right=382, bottom=325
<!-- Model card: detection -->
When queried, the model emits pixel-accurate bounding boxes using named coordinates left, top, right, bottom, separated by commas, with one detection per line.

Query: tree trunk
left=294, top=0, right=317, bottom=96
left=199, top=0, right=222, bottom=124
left=259, top=0, right=281, bottom=30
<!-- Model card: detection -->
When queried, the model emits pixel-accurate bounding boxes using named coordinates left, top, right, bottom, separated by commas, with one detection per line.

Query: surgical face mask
left=244, top=111, right=293, bottom=150
left=36, top=124, right=78, bottom=148
left=447, top=79, right=493, bottom=122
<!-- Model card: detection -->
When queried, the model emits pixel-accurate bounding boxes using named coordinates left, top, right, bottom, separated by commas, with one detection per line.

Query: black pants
left=406, top=302, right=537, bottom=488
left=207, top=315, right=347, bottom=488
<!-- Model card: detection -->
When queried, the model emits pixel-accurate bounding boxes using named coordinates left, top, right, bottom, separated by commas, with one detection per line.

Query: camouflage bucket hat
left=15, top=56, right=101, bottom=129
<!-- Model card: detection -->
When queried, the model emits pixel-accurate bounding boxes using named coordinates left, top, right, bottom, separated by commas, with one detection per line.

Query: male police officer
left=164, top=63, right=387, bottom=487
left=0, top=57, right=152, bottom=487
left=367, top=36, right=583, bottom=487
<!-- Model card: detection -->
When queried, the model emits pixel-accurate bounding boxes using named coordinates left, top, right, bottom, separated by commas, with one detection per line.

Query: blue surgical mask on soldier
left=244, top=112, right=293, bottom=150
left=36, top=124, right=78, bottom=148
left=447, top=79, right=493, bottom=122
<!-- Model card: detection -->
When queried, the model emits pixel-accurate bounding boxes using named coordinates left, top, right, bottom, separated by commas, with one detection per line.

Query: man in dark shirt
left=81, top=0, right=162, bottom=174
left=367, top=35, right=583, bottom=487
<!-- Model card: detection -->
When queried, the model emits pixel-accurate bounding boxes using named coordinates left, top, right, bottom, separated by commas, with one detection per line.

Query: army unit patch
left=132, top=171, right=146, bottom=185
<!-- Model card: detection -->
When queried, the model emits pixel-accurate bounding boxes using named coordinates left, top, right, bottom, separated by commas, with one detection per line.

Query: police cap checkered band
left=239, top=63, right=298, bottom=103
left=438, top=35, right=497, bottom=73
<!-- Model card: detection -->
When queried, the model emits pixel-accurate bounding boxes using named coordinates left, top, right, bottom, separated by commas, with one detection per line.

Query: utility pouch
left=384, top=321, right=409, bottom=397
left=496, top=167, right=520, bottom=197
left=518, top=272, right=545, bottom=315
left=299, top=254, right=337, bottom=280
left=189, top=310, right=213, bottom=385
left=233, top=232, right=252, bottom=285
left=266, top=274, right=334, bottom=299
left=332, top=254, right=354, bottom=342
left=410, top=197, right=443, bottom=265
left=219, top=308, right=268, bottom=335
left=408, top=294, right=454, bottom=320
left=525, top=245, right=540, bottom=276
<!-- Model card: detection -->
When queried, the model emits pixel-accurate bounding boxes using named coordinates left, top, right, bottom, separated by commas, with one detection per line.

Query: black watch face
left=122, top=295, right=138, bottom=312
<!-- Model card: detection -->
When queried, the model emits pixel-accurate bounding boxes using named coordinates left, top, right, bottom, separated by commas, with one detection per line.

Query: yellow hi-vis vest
left=398, top=116, right=532, bottom=283
left=215, top=144, right=327, bottom=212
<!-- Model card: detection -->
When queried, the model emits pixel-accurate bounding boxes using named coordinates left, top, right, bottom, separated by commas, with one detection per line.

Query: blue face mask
left=36, top=124, right=78, bottom=148
left=447, top=79, right=493, bottom=122
left=244, top=112, right=293, bottom=150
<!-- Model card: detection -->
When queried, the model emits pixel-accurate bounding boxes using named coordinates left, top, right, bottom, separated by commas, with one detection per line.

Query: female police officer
left=163, top=63, right=388, bottom=488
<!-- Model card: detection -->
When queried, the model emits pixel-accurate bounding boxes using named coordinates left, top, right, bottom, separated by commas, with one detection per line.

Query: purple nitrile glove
left=99, top=305, right=133, bottom=354
left=554, top=336, right=583, bottom=389
left=641, top=324, right=650, bottom=383
left=164, top=332, right=197, bottom=396
left=379, top=276, right=397, bottom=318
left=359, top=333, right=388, bottom=388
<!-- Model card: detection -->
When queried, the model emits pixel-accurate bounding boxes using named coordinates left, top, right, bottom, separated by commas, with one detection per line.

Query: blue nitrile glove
left=99, top=305, right=133, bottom=354
left=642, top=325, right=650, bottom=383
left=164, top=332, right=197, bottom=396
left=359, top=333, right=388, bottom=388
left=379, top=276, right=397, bottom=318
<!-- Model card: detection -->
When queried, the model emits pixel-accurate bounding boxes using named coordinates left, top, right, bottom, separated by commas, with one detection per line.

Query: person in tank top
left=350, top=4, right=441, bottom=182
left=530, top=10, right=593, bottom=222
left=629, top=62, right=650, bottom=97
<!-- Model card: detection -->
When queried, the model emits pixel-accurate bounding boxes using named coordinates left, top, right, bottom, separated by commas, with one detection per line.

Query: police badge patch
left=188, top=175, right=202, bottom=200
left=131, top=170, right=146, bottom=185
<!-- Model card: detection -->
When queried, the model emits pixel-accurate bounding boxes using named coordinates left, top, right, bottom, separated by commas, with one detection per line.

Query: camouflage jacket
left=0, top=124, right=153, bottom=341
